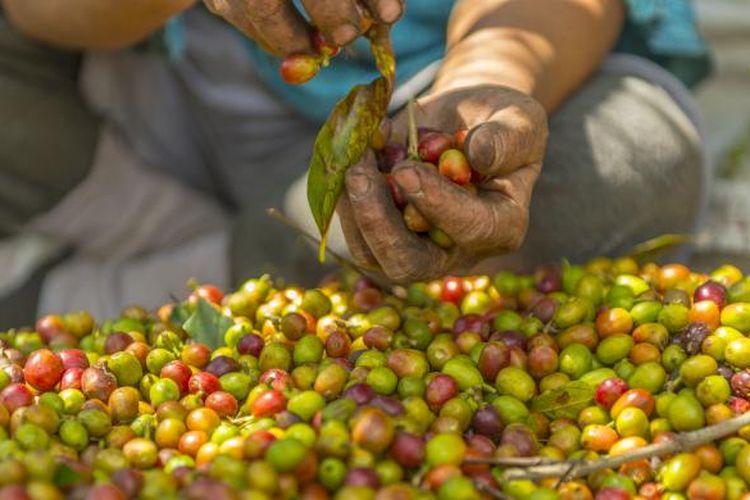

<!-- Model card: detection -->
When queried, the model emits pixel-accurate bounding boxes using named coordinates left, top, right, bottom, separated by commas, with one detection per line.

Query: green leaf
left=170, top=302, right=192, bottom=325
left=367, top=24, right=395, bottom=87
left=531, top=381, right=594, bottom=420
left=182, top=298, right=233, bottom=349
left=307, top=76, right=391, bottom=261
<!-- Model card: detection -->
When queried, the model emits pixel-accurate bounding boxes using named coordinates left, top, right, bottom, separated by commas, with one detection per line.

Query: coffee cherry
left=438, top=149, right=472, bottom=186
left=81, top=366, right=117, bottom=402
left=403, top=204, right=430, bottom=233
left=236, top=334, right=264, bottom=357
left=204, top=391, right=238, bottom=418
left=23, top=348, right=64, bottom=391
left=418, top=132, right=454, bottom=163
left=311, top=29, right=340, bottom=58
left=378, top=144, right=408, bottom=173
left=595, top=378, right=629, bottom=409
left=59, top=348, right=89, bottom=370
left=694, top=280, right=728, bottom=308
left=280, top=54, right=321, bottom=85
left=386, top=175, right=407, bottom=209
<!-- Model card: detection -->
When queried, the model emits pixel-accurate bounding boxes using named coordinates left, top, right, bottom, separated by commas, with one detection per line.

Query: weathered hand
left=338, top=85, right=548, bottom=283
left=203, top=0, right=403, bottom=56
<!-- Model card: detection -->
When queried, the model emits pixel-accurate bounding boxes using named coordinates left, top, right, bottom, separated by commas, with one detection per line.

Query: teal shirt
left=165, top=0, right=710, bottom=123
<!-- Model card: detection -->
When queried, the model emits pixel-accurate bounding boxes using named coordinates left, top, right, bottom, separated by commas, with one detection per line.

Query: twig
left=475, top=410, right=750, bottom=482
left=407, top=99, right=419, bottom=161
left=463, top=456, right=561, bottom=467
left=474, top=480, right=512, bottom=500
left=266, top=208, right=390, bottom=288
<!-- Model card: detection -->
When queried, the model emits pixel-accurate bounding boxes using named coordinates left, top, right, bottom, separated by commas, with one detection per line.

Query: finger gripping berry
left=279, top=29, right=340, bottom=85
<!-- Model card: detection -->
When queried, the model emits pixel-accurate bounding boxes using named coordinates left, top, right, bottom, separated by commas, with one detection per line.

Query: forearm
left=1, top=0, right=195, bottom=50
left=434, top=0, right=625, bottom=113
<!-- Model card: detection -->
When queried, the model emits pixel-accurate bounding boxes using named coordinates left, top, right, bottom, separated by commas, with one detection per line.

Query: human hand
left=203, top=0, right=404, bottom=57
left=337, top=85, right=548, bottom=283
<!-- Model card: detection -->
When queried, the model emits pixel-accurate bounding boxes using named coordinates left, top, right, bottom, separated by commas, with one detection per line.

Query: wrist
left=432, top=28, right=540, bottom=98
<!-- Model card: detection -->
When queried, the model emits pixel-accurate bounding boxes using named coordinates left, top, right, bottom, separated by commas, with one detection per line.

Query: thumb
left=465, top=105, right=548, bottom=177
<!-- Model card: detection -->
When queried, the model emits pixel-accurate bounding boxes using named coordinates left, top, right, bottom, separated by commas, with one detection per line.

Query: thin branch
left=407, top=99, right=419, bottom=161
left=474, top=481, right=512, bottom=500
left=463, top=456, right=561, bottom=467
left=470, top=410, right=750, bottom=483
left=266, top=208, right=386, bottom=285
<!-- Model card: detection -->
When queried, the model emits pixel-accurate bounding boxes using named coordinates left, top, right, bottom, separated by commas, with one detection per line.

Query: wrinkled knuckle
left=385, top=265, right=414, bottom=285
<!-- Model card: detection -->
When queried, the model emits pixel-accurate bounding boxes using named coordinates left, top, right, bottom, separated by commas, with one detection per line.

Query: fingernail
left=346, top=171, right=372, bottom=199
left=393, top=166, right=421, bottom=194
left=331, top=24, right=359, bottom=46
left=378, top=0, right=403, bottom=23
left=467, top=124, right=503, bottom=173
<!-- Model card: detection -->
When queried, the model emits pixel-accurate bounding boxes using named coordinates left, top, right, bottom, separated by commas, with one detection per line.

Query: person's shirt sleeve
left=615, top=0, right=712, bottom=88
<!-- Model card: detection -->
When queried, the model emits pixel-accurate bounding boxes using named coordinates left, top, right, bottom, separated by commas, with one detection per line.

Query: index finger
left=213, top=0, right=313, bottom=57
left=344, top=158, right=450, bottom=283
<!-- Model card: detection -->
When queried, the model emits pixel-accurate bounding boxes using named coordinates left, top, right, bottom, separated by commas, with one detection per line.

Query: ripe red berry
left=60, top=367, right=85, bottom=390
left=251, top=389, right=287, bottom=417
left=80, top=366, right=117, bottom=401
left=438, top=148, right=472, bottom=186
left=386, top=175, right=407, bottom=209
left=244, top=430, right=277, bottom=459
left=595, top=487, right=631, bottom=500
left=280, top=53, right=321, bottom=85
left=188, top=372, right=221, bottom=397
left=425, top=374, right=459, bottom=411
left=35, top=314, right=67, bottom=343
left=237, top=334, right=265, bottom=357
left=59, top=349, right=89, bottom=370
left=595, top=377, right=629, bottom=409
left=454, top=128, right=469, bottom=150
left=441, top=276, right=466, bottom=304
left=693, top=280, right=727, bottom=308
left=390, top=432, right=425, bottom=468
left=378, top=144, right=408, bottom=173
left=311, top=29, right=340, bottom=58
left=189, top=284, right=225, bottom=306
left=23, top=348, right=64, bottom=391
left=105, top=332, right=133, bottom=354
left=160, top=361, right=192, bottom=395
left=205, top=391, right=239, bottom=418
left=0, top=383, right=34, bottom=413
left=418, top=132, right=454, bottom=163
left=181, top=343, right=211, bottom=369
left=260, top=369, right=292, bottom=392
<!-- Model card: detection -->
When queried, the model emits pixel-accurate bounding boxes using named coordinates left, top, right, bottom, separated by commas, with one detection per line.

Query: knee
left=518, top=73, right=707, bottom=265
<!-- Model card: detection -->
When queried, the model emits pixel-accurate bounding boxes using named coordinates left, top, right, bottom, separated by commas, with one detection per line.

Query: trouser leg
left=0, top=14, right=99, bottom=327
left=484, top=71, right=705, bottom=270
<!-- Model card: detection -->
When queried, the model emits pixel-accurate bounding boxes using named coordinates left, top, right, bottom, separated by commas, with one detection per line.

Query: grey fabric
left=80, top=8, right=317, bottom=210
left=0, top=13, right=97, bottom=327
left=79, top=8, right=324, bottom=287
left=0, top=15, right=99, bottom=236
left=477, top=71, right=705, bottom=273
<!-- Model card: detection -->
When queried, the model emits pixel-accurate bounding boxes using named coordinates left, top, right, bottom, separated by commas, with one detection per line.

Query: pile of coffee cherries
left=3, top=259, right=750, bottom=499
left=378, top=127, right=477, bottom=248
